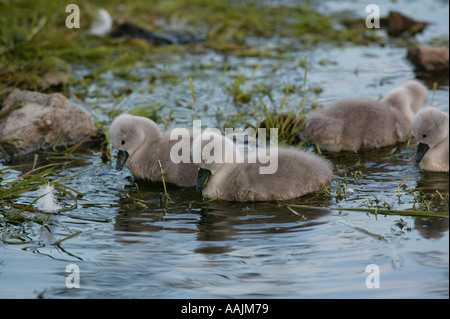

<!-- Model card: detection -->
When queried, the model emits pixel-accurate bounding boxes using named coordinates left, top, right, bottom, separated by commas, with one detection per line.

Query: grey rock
left=0, top=89, right=102, bottom=158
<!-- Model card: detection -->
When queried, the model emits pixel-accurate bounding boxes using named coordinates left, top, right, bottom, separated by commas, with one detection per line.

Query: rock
left=384, top=11, right=428, bottom=37
left=407, top=46, right=449, bottom=73
left=0, top=89, right=103, bottom=158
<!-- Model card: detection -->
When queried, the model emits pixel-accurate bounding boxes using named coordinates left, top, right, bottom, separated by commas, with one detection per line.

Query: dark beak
left=116, top=150, right=129, bottom=172
left=196, top=168, right=212, bottom=191
left=415, top=143, right=430, bottom=163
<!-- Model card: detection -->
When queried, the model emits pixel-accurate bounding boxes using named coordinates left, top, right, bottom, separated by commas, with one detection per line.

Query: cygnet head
left=383, top=80, right=428, bottom=123
left=192, top=130, right=242, bottom=190
left=401, top=80, right=429, bottom=113
left=412, top=107, right=449, bottom=162
left=110, top=114, right=161, bottom=172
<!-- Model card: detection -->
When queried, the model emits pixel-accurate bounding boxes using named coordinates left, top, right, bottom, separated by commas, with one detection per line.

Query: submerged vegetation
left=0, top=0, right=449, bottom=247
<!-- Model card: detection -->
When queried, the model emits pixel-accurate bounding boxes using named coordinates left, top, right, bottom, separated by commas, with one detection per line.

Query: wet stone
left=384, top=11, right=428, bottom=37
left=0, top=89, right=103, bottom=158
left=407, top=46, right=450, bottom=74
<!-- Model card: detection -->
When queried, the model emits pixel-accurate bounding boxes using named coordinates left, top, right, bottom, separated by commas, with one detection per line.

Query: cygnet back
left=193, top=132, right=333, bottom=201
left=305, top=80, right=428, bottom=152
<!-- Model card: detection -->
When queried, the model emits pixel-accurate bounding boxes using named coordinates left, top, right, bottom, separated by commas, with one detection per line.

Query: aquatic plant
left=0, top=136, right=107, bottom=245
left=257, top=103, right=306, bottom=146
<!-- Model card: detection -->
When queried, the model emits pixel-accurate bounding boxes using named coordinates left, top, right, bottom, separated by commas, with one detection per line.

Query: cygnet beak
left=196, top=168, right=212, bottom=191
left=415, top=143, right=430, bottom=163
left=116, top=150, right=129, bottom=172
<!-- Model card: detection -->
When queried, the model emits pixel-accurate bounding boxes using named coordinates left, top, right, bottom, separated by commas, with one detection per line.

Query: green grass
left=0, top=0, right=390, bottom=96
left=253, top=60, right=311, bottom=146
left=256, top=103, right=306, bottom=146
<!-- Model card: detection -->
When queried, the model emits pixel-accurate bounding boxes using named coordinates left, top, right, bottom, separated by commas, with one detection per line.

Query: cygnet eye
left=121, top=140, right=125, bottom=145
left=422, top=134, right=427, bottom=138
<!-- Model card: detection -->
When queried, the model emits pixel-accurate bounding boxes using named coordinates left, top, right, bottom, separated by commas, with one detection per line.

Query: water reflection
left=414, top=217, right=449, bottom=239
left=413, top=171, right=449, bottom=239
left=415, top=170, right=450, bottom=194
left=112, top=178, right=332, bottom=254
left=319, top=142, right=407, bottom=170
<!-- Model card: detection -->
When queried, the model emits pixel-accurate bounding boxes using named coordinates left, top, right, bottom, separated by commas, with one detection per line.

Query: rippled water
left=0, top=0, right=448, bottom=299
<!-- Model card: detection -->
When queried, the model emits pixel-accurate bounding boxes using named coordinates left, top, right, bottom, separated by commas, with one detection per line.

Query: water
left=0, top=0, right=448, bottom=299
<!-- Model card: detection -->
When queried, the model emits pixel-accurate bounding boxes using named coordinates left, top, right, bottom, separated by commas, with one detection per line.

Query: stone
left=384, top=11, right=428, bottom=37
left=0, top=89, right=103, bottom=158
left=407, top=46, right=449, bottom=73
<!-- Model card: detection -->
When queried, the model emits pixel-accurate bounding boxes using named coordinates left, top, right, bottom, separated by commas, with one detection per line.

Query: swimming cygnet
left=193, top=131, right=333, bottom=201
left=109, top=114, right=198, bottom=186
left=412, top=107, right=449, bottom=172
left=305, top=80, right=428, bottom=152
